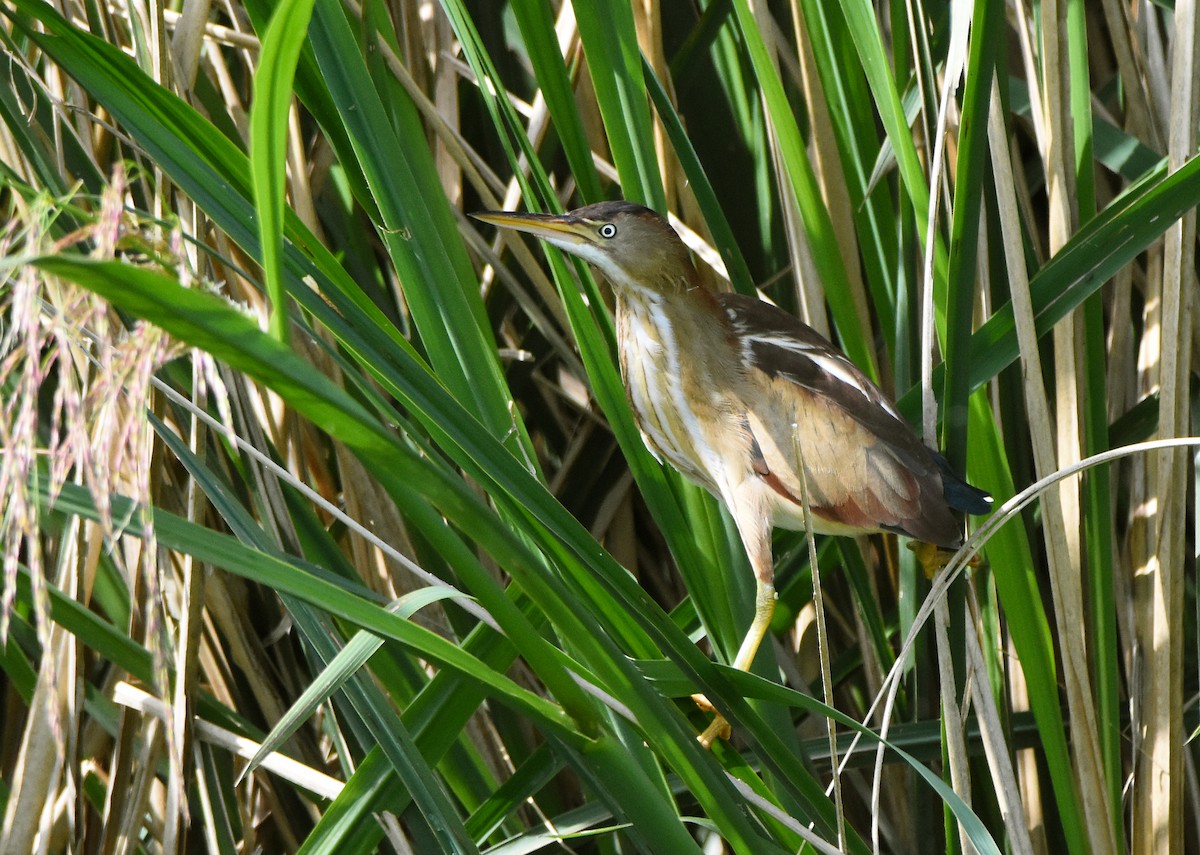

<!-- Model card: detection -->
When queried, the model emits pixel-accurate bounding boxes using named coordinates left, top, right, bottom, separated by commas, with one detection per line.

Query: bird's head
left=471, top=201, right=696, bottom=296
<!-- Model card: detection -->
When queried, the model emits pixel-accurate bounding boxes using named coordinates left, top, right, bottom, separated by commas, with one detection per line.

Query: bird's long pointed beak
left=469, top=210, right=591, bottom=248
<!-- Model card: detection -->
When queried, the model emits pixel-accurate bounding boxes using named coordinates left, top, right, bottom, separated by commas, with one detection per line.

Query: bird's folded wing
left=718, top=293, right=922, bottom=455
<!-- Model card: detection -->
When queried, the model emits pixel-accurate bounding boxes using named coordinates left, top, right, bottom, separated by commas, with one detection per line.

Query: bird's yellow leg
left=695, top=578, right=776, bottom=748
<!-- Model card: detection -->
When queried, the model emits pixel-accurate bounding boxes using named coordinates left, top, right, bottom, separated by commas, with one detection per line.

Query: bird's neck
left=605, top=263, right=700, bottom=300
left=614, top=274, right=722, bottom=321
left=613, top=282, right=736, bottom=376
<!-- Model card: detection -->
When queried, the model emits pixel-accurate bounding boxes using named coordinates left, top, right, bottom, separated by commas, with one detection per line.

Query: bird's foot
left=690, top=693, right=732, bottom=748
left=698, top=715, right=731, bottom=748
left=907, top=541, right=983, bottom=580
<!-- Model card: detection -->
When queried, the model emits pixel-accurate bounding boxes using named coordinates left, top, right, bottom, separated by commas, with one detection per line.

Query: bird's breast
left=615, top=293, right=750, bottom=492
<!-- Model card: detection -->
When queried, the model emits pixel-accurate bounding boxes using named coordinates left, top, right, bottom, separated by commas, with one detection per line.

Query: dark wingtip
left=945, top=479, right=994, bottom=516
left=933, top=453, right=993, bottom=516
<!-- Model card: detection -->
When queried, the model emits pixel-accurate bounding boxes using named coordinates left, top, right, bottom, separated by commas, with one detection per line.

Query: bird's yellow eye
left=599, top=223, right=617, bottom=238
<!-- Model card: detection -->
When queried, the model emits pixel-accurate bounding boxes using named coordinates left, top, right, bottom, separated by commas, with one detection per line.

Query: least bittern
left=472, top=201, right=991, bottom=746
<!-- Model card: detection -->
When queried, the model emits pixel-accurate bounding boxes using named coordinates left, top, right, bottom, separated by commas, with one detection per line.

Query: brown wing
left=719, top=293, right=965, bottom=547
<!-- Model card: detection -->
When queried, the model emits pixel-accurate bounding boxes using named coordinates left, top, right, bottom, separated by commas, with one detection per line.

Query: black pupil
left=601, top=224, right=615, bottom=237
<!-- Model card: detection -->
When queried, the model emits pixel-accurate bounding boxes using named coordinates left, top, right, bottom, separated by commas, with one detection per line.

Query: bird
left=471, top=200, right=991, bottom=746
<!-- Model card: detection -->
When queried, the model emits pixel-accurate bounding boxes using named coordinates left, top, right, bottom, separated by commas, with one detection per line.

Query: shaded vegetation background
left=0, top=0, right=1198, bottom=852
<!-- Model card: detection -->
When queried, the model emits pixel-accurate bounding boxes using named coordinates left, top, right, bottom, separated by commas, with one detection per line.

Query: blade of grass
left=571, top=4, right=665, bottom=209
left=238, top=586, right=466, bottom=781
left=1066, top=1, right=1125, bottom=845
left=248, top=0, right=317, bottom=344
left=730, top=0, right=875, bottom=378
left=642, top=57, right=756, bottom=296
left=306, top=0, right=527, bottom=451
left=506, top=0, right=604, bottom=202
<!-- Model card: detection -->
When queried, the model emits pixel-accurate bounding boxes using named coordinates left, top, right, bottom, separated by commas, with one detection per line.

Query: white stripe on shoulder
left=742, top=333, right=823, bottom=355
left=751, top=334, right=903, bottom=420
